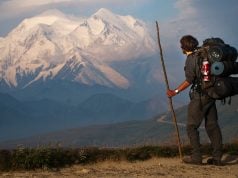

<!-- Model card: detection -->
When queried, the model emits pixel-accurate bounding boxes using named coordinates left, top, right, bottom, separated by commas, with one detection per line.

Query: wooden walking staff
left=155, top=21, right=183, bottom=160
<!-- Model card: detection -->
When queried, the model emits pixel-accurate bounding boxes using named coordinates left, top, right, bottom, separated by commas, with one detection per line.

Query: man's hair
left=180, top=35, right=199, bottom=52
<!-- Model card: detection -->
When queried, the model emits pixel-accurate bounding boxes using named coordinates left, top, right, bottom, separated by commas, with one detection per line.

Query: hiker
left=167, top=35, right=223, bottom=166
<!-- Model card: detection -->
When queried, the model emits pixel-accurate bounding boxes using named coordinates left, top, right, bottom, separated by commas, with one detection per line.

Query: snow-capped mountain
left=0, top=8, right=156, bottom=89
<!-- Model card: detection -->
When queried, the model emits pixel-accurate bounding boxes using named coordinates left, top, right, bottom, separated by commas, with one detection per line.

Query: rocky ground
left=0, top=154, right=238, bottom=178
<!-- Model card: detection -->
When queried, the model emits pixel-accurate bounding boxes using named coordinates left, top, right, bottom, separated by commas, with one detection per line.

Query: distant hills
left=0, top=92, right=171, bottom=141
left=1, top=95, right=237, bottom=148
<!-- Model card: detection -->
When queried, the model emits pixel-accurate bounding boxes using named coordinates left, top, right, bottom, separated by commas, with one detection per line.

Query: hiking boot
left=206, top=158, right=223, bottom=166
left=182, top=156, right=202, bottom=165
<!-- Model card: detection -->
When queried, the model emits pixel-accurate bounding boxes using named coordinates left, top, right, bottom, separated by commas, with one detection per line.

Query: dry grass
left=0, top=143, right=238, bottom=177
left=1, top=156, right=238, bottom=178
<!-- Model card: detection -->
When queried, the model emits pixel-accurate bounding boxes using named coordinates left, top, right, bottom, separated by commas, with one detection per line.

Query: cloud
left=0, top=0, right=149, bottom=37
left=0, top=0, right=146, bottom=20
left=191, top=1, right=238, bottom=46
left=157, top=0, right=238, bottom=85
left=161, top=0, right=238, bottom=49
left=174, top=0, right=197, bottom=19
left=68, top=0, right=146, bottom=5
left=0, top=0, right=74, bottom=19
left=2, top=0, right=73, bottom=8
left=171, top=0, right=238, bottom=44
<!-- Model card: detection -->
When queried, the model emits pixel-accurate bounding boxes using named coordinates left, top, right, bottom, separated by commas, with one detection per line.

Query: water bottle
left=201, top=60, right=211, bottom=81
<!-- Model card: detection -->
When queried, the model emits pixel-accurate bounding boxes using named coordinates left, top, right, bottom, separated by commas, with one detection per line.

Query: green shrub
left=126, top=147, right=152, bottom=162
left=8, top=145, right=91, bottom=170
left=0, top=143, right=237, bottom=171
left=0, top=150, right=12, bottom=171
left=11, top=146, right=69, bottom=170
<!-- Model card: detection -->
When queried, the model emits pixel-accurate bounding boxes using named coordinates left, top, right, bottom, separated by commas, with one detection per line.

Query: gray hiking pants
left=187, top=92, right=222, bottom=161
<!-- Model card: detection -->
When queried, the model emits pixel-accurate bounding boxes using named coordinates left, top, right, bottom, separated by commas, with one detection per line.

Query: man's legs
left=204, top=103, right=223, bottom=163
left=186, top=98, right=204, bottom=163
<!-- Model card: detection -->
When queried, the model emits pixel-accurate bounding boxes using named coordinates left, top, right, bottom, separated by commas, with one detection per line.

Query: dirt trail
left=1, top=154, right=238, bottom=178
left=157, top=115, right=186, bottom=127
left=157, top=115, right=205, bottom=129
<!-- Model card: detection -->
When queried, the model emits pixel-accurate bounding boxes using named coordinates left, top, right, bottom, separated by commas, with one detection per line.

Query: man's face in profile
left=181, top=46, right=187, bottom=54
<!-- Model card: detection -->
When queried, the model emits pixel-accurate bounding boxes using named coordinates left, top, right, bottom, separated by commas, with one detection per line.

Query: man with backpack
left=167, top=35, right=223, bottom=166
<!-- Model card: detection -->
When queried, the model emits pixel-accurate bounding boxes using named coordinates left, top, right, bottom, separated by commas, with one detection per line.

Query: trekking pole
left=155, top=21, right=183, bottom=161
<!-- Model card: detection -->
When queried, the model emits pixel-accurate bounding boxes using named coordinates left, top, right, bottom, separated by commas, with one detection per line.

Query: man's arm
left=167, top=80, right=191, bottom=97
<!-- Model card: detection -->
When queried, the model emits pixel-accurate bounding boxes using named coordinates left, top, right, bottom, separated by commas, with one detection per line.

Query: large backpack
left=195, top=38, right=238, bottom=100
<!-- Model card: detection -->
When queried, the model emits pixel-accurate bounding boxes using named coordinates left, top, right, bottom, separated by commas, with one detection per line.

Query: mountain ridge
left=0, top=8, right=156, bottom=89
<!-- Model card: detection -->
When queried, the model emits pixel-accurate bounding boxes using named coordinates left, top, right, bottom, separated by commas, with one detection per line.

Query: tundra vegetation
left=0, top=142, right=238, bottom=171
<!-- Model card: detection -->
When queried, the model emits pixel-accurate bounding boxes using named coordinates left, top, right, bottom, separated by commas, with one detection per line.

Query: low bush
left=0, top=143, right=237, bottom=171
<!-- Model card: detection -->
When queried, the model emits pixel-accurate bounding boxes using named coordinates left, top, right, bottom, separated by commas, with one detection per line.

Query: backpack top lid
left=202, top=37, right=238, bottom=62
left=203, top=37, right=225, bottom=47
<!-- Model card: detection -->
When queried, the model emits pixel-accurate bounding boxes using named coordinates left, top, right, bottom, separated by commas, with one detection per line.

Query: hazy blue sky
left=1, top=0, right=237, bottom=44
left=0, top=0, right=238, bottom=85
left=0, top=0, right=178, bottom=37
